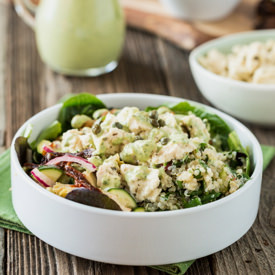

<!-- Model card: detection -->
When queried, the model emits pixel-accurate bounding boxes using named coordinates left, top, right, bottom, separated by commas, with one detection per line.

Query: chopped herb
left=199, top=160, right=208, bottom=169
left=173, top=159, right=183, bottom=167
left=199, top=143, right=207, bottom=151
left=201, top=192, right=221, bottom=204
left=193, top=169, right=202, bottom=179
left=176, top=180, right=183, bottom=189
left=183, top=197, right=202, bottom=208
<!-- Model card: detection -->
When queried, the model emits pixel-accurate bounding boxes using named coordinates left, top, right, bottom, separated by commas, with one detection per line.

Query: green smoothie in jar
left=35, top=0, right=125, bottom=76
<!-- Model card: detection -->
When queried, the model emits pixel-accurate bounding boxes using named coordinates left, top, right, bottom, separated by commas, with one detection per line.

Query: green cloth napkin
left=261, top=145, right=275, bottom=171
left=0, top=149, right=31, bottom=234
left=0, top=146, right=274, bottom=275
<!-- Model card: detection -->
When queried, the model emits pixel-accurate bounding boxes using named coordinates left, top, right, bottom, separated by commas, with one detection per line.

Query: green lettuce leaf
left=31, top=120, right=62, bottom=148
left=58, top=93, right=106, bottom=132
left=228, top=131, right=250, bottom=175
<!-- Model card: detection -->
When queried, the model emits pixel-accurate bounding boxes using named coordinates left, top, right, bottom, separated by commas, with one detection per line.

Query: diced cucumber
left=133, top=207, right=145, bottom=212
left=107, top=188, right=137, bottom=209
left=37, top=140, right=51, bottom=154
left=38, top=165, right=63, bottom=182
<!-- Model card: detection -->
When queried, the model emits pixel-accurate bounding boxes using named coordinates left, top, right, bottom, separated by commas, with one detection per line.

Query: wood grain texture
left=122, top=0, right=261, bottom=37
left=1, top=2, right=275, bottom=275
left=0, top=2, right=8, bottom=275
left=124, top=7, right=213, bottom=50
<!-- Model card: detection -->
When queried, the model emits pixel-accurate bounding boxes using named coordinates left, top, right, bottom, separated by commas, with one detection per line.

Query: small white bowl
left=189, top=30, right=275, bottom=126
left=159, top=0, right=240, bottom=21
left=11, top=93, right=263, bottom=265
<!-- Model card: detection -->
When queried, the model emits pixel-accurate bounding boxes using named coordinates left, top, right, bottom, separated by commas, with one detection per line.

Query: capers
left=160, top=137, right=169, bottom=145
left=92, top=123, right=101, bottom=135
left=112, top=122, right=123, bottom=129
left=149, top=118, right=158, bottom=127
left=93, top=108, right=108, bottom=119
left=149, top=110, right=158, bottom=119
left=150, top=118, right=165, bottom=128
left=71, top=114, right=93, bottom=129
left=158, top=119, right=165, bottom=127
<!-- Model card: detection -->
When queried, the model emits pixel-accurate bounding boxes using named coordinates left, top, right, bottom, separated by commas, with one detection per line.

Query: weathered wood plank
left=0, top=2, right=9, bottom=275
left=5, top=4, right=39, bottom=144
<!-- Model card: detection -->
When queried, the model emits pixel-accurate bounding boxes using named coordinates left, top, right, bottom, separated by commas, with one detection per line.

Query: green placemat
left=1, top=145, right=274, bottom=275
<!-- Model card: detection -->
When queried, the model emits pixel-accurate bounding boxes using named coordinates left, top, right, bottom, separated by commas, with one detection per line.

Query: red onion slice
left=46, top=155, right=96, bottom=172
left=31, top=168, right=55, bottom=187
left=43, top=145, right=54, bottom=153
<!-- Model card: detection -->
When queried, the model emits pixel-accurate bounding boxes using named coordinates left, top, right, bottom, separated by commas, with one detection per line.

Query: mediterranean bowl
left=11, top=93, right=263, bottom=265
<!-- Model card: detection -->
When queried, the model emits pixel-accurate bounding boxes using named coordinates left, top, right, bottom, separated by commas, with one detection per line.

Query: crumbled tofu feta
left=199, top=40, right=275, bottom=84
left=61, top=128, right=94, bottom=153
left=120, top=164, right=161, bottom=202
left=252, top=65, right=275, bottom=84
left=177, top=114, right=210, bottom=142
left=152, top=142, right=196, bottom=164
left=116, top=107, right=152, bottom=136
left=120, top=139, right=157, bottom=164
left=177, top=171, right=199, bottom=191
left=92, top=127, right=135, bottom=155
left=96, top=155, right=122, bottom=189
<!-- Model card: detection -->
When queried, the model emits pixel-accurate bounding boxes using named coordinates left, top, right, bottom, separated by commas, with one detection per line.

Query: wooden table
left=0, top=1, right=274, bottom=274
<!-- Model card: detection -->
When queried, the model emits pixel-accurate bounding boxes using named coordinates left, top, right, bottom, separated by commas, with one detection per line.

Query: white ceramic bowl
left=159, top=0, right=240, bottom=21
left=11, top=93, right=263, bottom=265
left=189, top=30, right=275, bottom=126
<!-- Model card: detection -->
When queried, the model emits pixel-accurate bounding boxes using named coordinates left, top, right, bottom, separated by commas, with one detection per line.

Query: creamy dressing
left=35, top=0, right=125, bottom=72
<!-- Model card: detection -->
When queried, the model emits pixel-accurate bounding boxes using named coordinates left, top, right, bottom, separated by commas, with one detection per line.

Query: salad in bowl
left=16, top=93, right=250, bottom=212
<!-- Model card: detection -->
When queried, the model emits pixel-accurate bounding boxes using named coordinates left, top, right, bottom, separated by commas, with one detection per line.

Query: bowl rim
left=189, top=29, right=275, bottom=90
left=11, top=93, right=263, bottom=218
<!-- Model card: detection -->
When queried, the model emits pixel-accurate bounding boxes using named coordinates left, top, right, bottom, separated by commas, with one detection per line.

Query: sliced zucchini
left=38, top=165, right=63, bottom=182
left=58, top=174, right=74, bottom=185
left=133, top=207, right=145, bottom=212
left=37, top=140, right=51, bottom=154
left=107, top=188, right=137, bottom=209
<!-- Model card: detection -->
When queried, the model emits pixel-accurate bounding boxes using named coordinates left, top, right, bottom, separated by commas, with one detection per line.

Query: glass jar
left=15, top=0, right=125, bottom=76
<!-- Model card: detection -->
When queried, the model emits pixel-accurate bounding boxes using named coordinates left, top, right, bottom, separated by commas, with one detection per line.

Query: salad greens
left=58, top=93, right=106, bottom=132
left=31, top=120, right=62, bottom=149
left=228, top=131, right=250, bottom=175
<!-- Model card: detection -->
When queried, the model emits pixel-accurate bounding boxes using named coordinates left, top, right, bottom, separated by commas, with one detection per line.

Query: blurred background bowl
left=159, top=0, right=241, bottom=21
left=189, top=29, right=275, bottom=126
